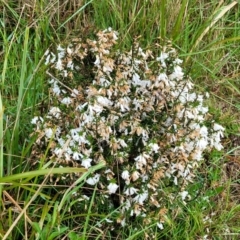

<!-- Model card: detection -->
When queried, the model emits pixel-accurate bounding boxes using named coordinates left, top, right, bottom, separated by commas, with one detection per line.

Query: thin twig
left=46, top=70, right=77, bottom=94
left=3, top=190, right=33, bottom=225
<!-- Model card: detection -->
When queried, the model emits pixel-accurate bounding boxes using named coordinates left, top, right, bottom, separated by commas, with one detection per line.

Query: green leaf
left=0, top=167, right=86, bottom=183
left=68, top=232, right=80, bottom=240
left=48, top=227, right=68, bottom=240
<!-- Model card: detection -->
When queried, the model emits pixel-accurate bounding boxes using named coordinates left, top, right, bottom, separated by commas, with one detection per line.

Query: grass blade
left=0, top=93, right=3, bottom=206
left=0, top=167, right=86, bottom=183
left=57, top=0, right=94, bottom=31
left=186, top=1, right=237, bottom=63
left=58, top=161, right=106, bottom=212
left=171, top=0, right=189, bottom=41
left=159, top=0, right=166, bottom=39
left=82, top=186, right=97, bottom=239
left=8, top=27, right=29, bottom=174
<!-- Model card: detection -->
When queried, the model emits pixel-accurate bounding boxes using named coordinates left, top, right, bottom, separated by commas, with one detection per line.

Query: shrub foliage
left=31, top=28, right=224, bottom=229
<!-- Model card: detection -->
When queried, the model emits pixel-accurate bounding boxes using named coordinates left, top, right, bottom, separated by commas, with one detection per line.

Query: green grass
left=1, top=0, right=240, bottom=239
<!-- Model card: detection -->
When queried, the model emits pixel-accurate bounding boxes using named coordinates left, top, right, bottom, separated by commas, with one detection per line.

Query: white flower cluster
left=32, top=28, right=224, bottom=228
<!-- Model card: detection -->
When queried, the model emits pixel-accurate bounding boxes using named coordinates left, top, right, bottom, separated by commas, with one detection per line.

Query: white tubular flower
left=198, top=105, right=208, bottom=114
left=173, top=58, right=183, bottom=65
left=196, top=138, right=208, bottom=150
left=97, top=96, right=113, bottom=107
left=169, top=65, right=184, bottom=80
left=86, top=174, right=100, bottom=185
left=52, top=83, right=61, bottom=96
left=184, top=141, right=195, bottom=153
left=120, top=218, right=126, bottom=227
left=191, top=150, right=203, bottom=161
left=31, top=116, right=43, bottom=125
left=61, top=97, right=72, bottom=105
left=134, top=153, right=149, bottom=166
left=118, top=139, right=128, bottom=148
left=72, top=151, right=82, bottom=160
left=105, top=218, right=113, bottom=223
left=156, top=52, right=168, bottom=67
left=116, top=97, right=131, bottom=112
left=103, top=64, right=113, bottom=73
left=94, top=55, right=100, bottom=66
left=132, top=98, right=143, bottom=111
left=78, top=135, right=90, bottom=145
left=81, top=158, right=92, bottom=169
left=55, top=59, right=63, bottom=70
left=158, top=52, right=169, bottom=61
left=57, top=138, right=65, bottom=147
left=148, top=143, right=159, bottom=153
left=49, top=107, right=61, bottom=119
left=156, top=73, right=170, bottom=87
left=76, top=102, right=88, bottom=111
left=71, top=89, right=79, bottom=98
left=199, top=126, right=208, bottom=138
left=197, top=95, right=204, bottom=102
left=180, top=191, right=188, bottom=201
left=124, top=187, right=138, bottom=196
left=99, top=77, right=110, bottom=87
left=157, top=222, right=164, bottom=230
left=45, top=128, right=53, bottom=139
left=132, top=73, right=150, bottom=88
left=133, top=191, right=148, bottom=205
left=107, top=183, right=119, bottom=194
left=67, top=45, right=73, bottom=55
left=138, top=47, right=147, bottom=58
left=45, top=54, right=51, bottom=65
left=174, top=176, right=178, bottom=185
left=213, top=123, right=225, bottom=132
left=82, top=113, right=94, bottom=124
left=141, top=130, right=149, bottom=143
left=48, top=78, right=55, bottom=84
left=50, top=52, right=56, bottom=63
left=188, top=92, right=197, bottom=102
left=55, top=127, right=61, bottom=137
left=54, top=147, right=63, bottom=157
left=63, top=70, right=68, bottom=77
left=211, top=136, right=224, bottom=151
left=112, top=31, right=118, bottom=40
left=121, top=170, right=130, bottom=180
left=44, top=49, right=50, bottom=56
left=57, top=45, right=65, bottom=59
left=70, top=128, right=80, bottom=141
left=45, top=51, right=56, bottom=65
left=88, top=104, right=103, bottom=115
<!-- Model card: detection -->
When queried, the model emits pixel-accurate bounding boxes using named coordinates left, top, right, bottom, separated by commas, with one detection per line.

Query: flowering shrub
left=31, top=28, right=224, bottom=229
